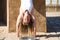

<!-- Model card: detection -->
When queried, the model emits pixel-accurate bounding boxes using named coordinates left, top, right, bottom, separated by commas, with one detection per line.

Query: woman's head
left=20, top=10, right=33, bottom=33
left=23, top=10, right=31, bottom=25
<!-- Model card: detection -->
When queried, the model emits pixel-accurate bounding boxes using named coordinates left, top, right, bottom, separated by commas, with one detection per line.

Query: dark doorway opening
left=0, top=0, right=7, bottom=26
left=47, top=17, right=60, bottom=32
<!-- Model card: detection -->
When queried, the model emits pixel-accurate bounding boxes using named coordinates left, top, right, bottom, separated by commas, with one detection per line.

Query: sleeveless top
left=20, top=0, right=33, bottom=13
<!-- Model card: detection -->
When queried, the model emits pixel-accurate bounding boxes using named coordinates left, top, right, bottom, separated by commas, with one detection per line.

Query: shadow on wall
left=33, top=0, right=46, bottom=17
left=32, top=0, right=46, bottom=32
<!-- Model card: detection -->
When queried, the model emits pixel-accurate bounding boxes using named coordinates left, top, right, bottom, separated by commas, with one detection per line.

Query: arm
left=16, top=14, right=22, bottom=37
left=16, top=8, right=23, bottom=27
left=16, top=12, right=23, bottom=37
left=16, top=14, right=22, bottom=27
left=32, top=15, right=36, bottom=37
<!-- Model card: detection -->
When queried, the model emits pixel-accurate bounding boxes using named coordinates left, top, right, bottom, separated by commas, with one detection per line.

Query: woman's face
left=23, top=12, right=30, bottom=25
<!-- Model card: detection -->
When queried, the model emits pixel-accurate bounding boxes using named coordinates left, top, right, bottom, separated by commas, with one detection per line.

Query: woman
left=16, top=0, right=36, bottom=37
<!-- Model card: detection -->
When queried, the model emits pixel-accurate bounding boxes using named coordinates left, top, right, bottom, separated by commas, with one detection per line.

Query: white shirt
left=20, top=0, right=33, bottom=13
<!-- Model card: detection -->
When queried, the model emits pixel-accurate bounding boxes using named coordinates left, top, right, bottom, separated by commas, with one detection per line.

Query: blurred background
left=46, top=0, right=60, bottom=32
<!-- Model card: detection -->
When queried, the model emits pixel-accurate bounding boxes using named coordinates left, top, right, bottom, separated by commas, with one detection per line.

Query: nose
left=24, top=15, right=28, bottom=22
left=25, top=16, right=28, bottom=21
left=23, top=16, right=28, bottom=25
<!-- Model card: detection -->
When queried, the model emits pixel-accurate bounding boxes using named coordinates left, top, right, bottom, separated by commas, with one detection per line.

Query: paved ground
left=0, top=32, right=60, bottom=40
left=0, top=27, right=60, bottom=40
left=0, top=12, right=60, bottom=40
left=36, top=32, right=60, bottom=40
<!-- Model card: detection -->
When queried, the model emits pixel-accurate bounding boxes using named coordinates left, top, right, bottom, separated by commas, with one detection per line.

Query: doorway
left=0, top=0, right=7, bottom=26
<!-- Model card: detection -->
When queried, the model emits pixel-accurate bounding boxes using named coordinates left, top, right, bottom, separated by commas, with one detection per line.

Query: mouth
left=23, top=21, right=29, bottom=25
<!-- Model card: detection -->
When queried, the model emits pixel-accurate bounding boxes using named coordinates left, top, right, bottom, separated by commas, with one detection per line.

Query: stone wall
left=9, top=0, right=20, bottom=32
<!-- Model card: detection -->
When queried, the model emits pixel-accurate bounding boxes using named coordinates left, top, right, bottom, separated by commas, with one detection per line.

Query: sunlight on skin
left=16, top=0, right=36, bottom=37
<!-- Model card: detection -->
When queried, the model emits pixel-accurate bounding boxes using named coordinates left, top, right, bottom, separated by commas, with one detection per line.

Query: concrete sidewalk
left=0, top=26, right=60, bottom=40
left=36, top=32, right=60, bottom=40
left=0, top=32, right=60, bottom=40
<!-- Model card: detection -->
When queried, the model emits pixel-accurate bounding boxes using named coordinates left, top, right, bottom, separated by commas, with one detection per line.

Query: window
left=58, top=0, right=60, bottom=5
left=46, top=0, right=60, bottom=12
left=46, top=0, right=50, bottom=5
left=46, top=0, right=58, bottom=6
left=52, top=0, right=57, bottom=5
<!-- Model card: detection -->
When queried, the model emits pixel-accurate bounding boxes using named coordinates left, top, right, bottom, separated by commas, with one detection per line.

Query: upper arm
left=16, top=9, right=23, bottom=27
left=31, top=15, right=36, bottom=27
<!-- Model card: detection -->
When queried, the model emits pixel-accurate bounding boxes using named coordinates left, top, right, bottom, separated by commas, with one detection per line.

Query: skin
left=23, top=10, right=31, bottom=25
left=16, top=0, right=36, bottom=37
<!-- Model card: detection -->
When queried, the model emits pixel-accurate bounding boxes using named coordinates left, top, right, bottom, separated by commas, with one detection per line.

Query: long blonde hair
left=19, top=10, right=34, bottom=34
